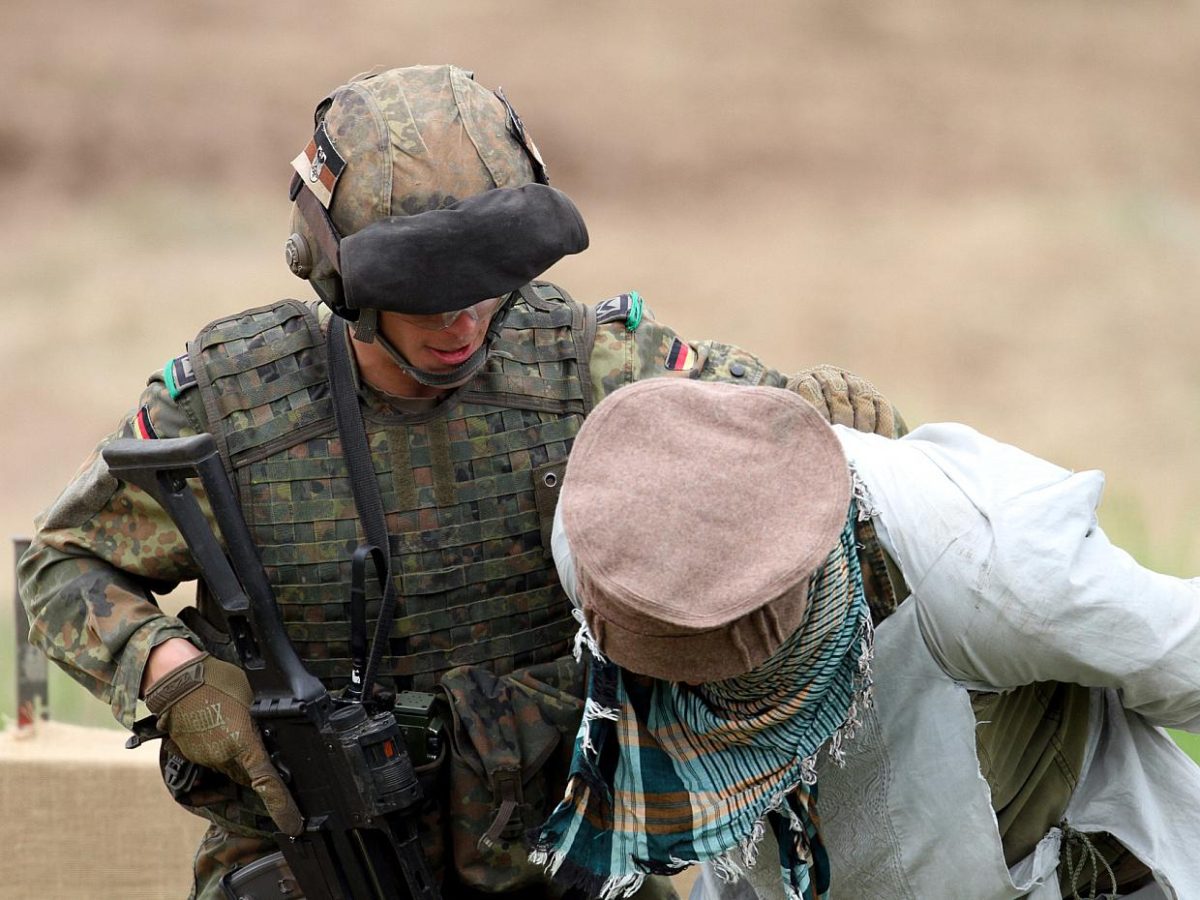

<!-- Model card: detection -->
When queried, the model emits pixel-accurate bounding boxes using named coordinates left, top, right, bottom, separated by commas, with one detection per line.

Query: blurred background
left=3, top=0, right=1199, bottom=729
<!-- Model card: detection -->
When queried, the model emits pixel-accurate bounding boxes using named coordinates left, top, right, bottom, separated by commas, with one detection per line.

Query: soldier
left=18, top=65, right=902, bottom=899
left=539, top=378, right=1200, bottom=900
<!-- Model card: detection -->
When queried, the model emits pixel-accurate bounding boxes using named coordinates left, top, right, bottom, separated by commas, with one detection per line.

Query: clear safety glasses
left=392, top=295, right=506, bottom=332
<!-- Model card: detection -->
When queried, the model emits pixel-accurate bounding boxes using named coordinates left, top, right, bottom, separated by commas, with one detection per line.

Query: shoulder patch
left=665, top=338, right=697, bottom=372
left=594, top=291, right=644, bottom=332
left=134, top=405, right=158, bottom=440
left=163, top=353, right=197, bottom=400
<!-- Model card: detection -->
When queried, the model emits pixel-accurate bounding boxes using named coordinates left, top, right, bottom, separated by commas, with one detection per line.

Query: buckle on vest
left=162, top=748, right=202, bottom=799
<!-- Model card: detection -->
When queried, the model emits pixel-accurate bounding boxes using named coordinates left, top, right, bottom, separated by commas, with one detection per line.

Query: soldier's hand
left=145, top=652, right=304, bottom=836
left=786, top=365, right=905, bottom=437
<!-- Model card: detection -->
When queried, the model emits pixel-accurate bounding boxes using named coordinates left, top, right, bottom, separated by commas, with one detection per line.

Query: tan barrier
left=0, top=721, right=208, bottom=899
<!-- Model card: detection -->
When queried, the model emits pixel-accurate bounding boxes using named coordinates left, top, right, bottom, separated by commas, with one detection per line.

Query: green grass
left=1171, top=730, right=1200, bottom=760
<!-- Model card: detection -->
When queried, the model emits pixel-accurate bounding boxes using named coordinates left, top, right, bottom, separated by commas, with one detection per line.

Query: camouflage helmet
left=285, top=64, right=547, bottom=334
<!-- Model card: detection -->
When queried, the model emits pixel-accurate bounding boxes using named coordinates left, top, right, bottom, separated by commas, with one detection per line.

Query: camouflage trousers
left=189, top=825, right=274, bottom=900
left=188, top=824, right=682, bottom=900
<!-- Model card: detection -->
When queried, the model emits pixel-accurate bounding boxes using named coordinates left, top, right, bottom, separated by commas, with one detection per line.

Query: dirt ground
left=1, top=0, right=1198, bottom=896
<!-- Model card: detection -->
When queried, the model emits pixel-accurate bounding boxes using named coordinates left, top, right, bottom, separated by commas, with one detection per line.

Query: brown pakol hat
left=560, top=379, right=851, bottom=683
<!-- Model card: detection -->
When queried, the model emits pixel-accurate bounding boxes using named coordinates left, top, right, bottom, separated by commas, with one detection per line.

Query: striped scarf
left=531, top=505, right=872, bottom=900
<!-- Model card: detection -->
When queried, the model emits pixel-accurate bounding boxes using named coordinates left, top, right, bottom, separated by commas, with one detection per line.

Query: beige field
left=5, top=1, right=1198, bottom=575
left=1, top=0, right=1198, bottom=893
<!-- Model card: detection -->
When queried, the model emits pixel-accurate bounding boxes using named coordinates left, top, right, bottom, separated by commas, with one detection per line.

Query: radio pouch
left=437, top=656, right=585, bottom=892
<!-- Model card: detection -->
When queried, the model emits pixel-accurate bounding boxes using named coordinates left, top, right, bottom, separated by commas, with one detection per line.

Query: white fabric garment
left=691, top=422, right=1200, bottom=900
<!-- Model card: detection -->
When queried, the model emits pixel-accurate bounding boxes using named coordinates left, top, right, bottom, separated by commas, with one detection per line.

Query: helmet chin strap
left=372, top=331, right=490, bottom=389
left=367, top=291, right=517, bottom=390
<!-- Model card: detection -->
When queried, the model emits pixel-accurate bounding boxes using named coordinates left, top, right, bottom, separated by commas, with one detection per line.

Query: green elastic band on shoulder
left=626, top=291, right=644, bottom=332
left=163, top=359, right=180, bottom=399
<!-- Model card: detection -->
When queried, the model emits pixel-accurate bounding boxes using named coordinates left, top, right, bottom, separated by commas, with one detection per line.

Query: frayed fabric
left=533, top=504, right=870, bottom=900
left=581, top=698, right=620, bottom=758
left=571, top=606, right=606, bottom=664
left=848, top=461, right=878, bottom=521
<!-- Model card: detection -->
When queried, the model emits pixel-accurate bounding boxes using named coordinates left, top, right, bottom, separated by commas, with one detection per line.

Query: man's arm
left=856, top=423, right=1200, bottom=730
left=588, top=304, right=906, bottom=438
left=17, top=371, right=208, bottom=726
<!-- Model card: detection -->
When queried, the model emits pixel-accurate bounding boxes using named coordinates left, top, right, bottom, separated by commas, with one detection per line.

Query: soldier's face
left=377, top=304, right=498, bottom=373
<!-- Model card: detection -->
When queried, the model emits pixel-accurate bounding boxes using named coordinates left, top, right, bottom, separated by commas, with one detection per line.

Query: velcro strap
left=295, top=186, right=343, bottom=273
left=144, top=652, right=210, bottom=716
left=477, top=767, right=525, bottom=849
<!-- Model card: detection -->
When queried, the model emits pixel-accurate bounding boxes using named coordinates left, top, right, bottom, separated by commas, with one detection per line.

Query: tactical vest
left=187, top=284, right=596, bottom=692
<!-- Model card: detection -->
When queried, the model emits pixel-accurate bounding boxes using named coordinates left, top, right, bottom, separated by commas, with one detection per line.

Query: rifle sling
left=326, top=316, right=398, bottom=696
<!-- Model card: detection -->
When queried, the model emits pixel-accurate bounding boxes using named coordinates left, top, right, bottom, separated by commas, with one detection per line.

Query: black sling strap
left=326, top=315, right=400, bottom=697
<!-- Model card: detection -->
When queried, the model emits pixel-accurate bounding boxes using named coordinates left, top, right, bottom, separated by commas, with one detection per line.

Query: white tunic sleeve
left=835, top=423, right=1200, bottom=731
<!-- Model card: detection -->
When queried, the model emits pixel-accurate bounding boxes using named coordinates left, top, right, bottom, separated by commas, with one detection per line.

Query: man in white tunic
left=535, top=378, right=1200, bottom=900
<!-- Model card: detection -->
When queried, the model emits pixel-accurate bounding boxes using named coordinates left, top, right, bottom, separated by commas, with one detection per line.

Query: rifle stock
left=103, top=435, right=439, bottom=900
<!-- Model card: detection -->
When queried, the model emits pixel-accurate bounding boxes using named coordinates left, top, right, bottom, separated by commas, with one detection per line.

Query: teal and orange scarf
left=532, top=505, right=872, bottom=900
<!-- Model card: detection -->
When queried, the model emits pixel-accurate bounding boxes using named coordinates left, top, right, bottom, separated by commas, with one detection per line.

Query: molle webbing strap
left=467, top=373, right=585, bottom=403
left=196, top=303, right=311, bottom=348
left=519, top=281, right=564, bottom=309
left=515, top=281, right=598, bottom=416
left=212, top=380, right=308, bottom=421
left=301, top=619, right=577, bottom=683
left=426, top=420, right=458, bottom=508
left=388, top=434, right=420, bottom=513
left=405, top=416, right=578, bottom=466
left=226, top=404, right=332, bottom=461
left=505, top=304, right=573, bottom=328
left=282, top=585, right=564, bottom=643
left=252, top=508, right=545, bottom=566
left=457, top=288, right=590, bottom=413
left=514, top=286, right=575, bottom=322
left=243, top=456, right=353, bottom=483
left=574, top=295, right=599, bottom=417
left=456, top=392, right=581, bottom=417
left=485, top=337, right=554, bottom=366
left=190, top=301, right=333, bottom=470
left=203, top=329, right=315, bottom=379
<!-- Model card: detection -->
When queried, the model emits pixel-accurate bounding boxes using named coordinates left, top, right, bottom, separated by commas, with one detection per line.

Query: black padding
left=339, top=184, right=588, bottom=314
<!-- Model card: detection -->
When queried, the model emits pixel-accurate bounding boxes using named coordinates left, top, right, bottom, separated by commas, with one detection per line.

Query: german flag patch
left=665, top=338, right=697, bottom=372
left=134, top=405, right=158, bottom=440
left=290, top=121, right=347, bottom=209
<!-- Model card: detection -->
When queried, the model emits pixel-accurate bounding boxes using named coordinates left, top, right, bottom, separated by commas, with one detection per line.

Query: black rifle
left=103, top=434, right=439, bottom=900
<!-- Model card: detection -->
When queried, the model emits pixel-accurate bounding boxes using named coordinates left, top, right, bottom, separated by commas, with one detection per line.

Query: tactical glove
left=146, top=651, right=303, bottom=836
left=787, top=365, right=906, bottom=438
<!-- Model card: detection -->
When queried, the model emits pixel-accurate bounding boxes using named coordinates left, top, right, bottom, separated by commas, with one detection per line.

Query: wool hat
left=558, top=379, right=852, bottom=682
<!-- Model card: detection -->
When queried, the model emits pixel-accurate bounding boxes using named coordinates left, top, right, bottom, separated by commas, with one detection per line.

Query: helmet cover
left=287, top=64, right=545, bottom=319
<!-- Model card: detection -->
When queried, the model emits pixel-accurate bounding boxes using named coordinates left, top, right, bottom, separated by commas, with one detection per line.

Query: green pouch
left=437, top=656, right=585, bottom=893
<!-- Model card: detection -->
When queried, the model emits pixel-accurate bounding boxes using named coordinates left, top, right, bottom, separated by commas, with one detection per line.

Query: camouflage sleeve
left=588, top=301, right=907, bottom=438
left=16, top=362, right=212, bottom=727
